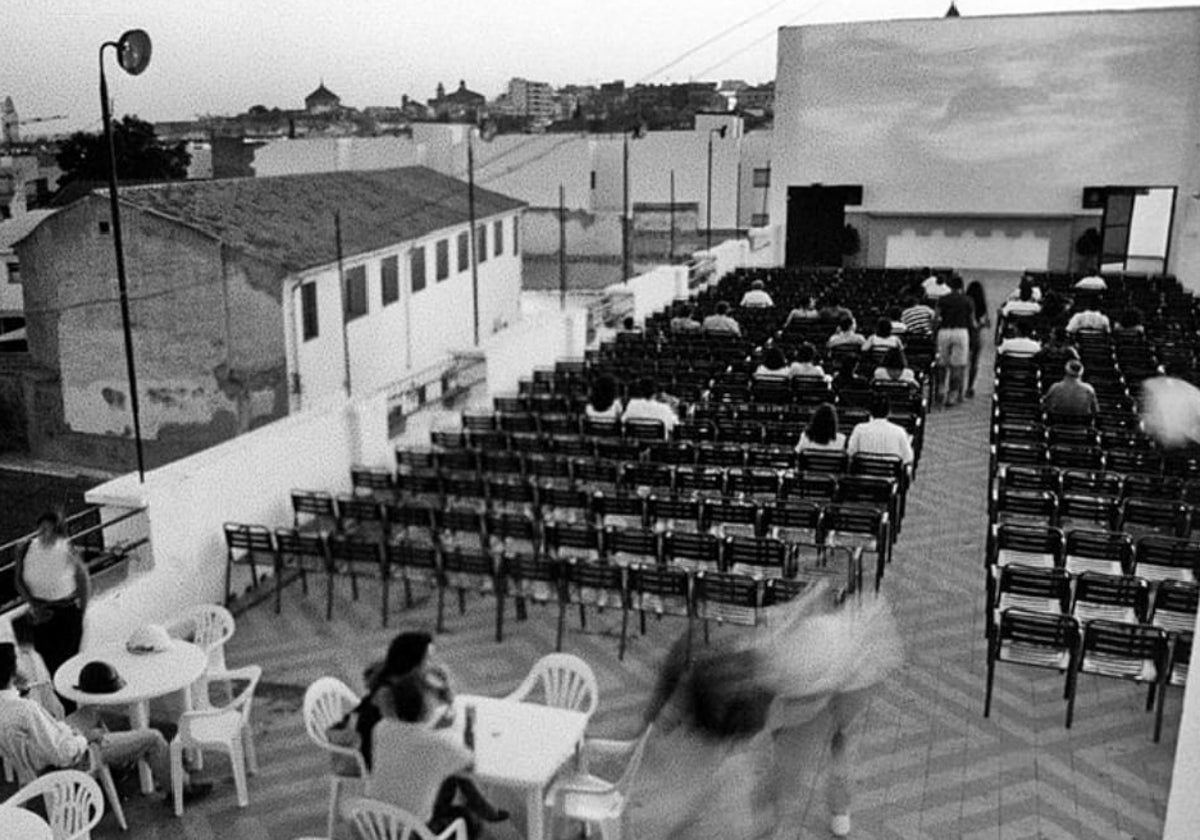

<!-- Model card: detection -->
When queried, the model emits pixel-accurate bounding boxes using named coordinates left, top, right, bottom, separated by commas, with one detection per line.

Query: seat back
left=4, top=769, right=104, bottom=840
left=346, top=798, right=446, bottom=840
left=303, top=677, right=367, bottom=775
left=519, top=653, right=599, bottom=716
left=168, top=603, right=235, bottom=654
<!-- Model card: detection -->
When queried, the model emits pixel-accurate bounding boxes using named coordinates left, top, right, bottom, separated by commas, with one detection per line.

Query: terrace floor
left=2, top=272, right=1180, bottom=839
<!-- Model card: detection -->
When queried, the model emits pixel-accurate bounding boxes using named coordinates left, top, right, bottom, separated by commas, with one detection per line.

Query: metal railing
left=0, top=505, right=149, bottom=614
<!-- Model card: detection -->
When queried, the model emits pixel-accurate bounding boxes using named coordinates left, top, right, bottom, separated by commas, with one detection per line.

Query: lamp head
left=117, top=29, right=152, bottom=76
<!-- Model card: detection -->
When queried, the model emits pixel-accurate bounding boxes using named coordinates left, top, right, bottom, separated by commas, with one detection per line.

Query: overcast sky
left=3, top=0, right=1196, bottom=134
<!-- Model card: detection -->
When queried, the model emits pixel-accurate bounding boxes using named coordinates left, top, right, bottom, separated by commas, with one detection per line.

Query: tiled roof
left=0, top=209, right=56, bottom=251
left=113, top=167, right=525, bottom=273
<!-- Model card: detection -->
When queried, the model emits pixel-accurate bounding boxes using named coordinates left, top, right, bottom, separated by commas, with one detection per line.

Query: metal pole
left=669, top=169, right=676, bottom=263
left=334, top=210, right=351, bottom=396
left=622, top=132, right=630, bottom=283
left=99, top=43, right=145, bottom=482
left=706, top=130, right=714, bottom=252
left=734, top=158, right=742, bottom=239
left=468, top=132, right=480, bottom=345
left=558, top=183, right=567, bottom=310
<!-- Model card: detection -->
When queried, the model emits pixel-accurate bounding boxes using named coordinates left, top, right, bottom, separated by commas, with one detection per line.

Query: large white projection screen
left=774, top=10, right=1200, bottom=219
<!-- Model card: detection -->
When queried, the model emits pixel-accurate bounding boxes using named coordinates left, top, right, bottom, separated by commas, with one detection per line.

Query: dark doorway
left=786, top=185, right=862, bottom=267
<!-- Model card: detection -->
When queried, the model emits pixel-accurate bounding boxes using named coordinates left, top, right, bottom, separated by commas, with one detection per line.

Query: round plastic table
left=0, top=805, right=53, bottom=840
left=54, top=639, right=207, bottom=793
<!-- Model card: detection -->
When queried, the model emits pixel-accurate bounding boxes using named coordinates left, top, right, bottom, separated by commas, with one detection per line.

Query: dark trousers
left=32, top=601, right=85, bottom=713
left=429, top=775, right=497, bottom=838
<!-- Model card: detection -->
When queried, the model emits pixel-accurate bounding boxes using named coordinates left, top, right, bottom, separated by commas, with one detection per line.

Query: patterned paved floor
left=3, top=274, right=1179, bottom=839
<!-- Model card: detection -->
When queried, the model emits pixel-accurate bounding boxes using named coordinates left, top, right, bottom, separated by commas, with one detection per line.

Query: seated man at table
left=366, top=671, right=507, bottom=838
left=0, top=644, right=210, bottom=800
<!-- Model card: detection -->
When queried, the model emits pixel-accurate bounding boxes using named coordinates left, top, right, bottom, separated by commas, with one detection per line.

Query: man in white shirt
left=1074, top=274, right=1106, bottom=291
left=1000, top=285, right=1041, bottom=317
left=740, top=279, right=775, bottom=308
left=0, top=644, right=208, bottom=798
left=1066, top=299, right=1111, bottom=334
left=921, top=269, right=949, bottom=300
left=846, top=396, right=914, bottom=469
left=622, top=377, right=679, bottom=437
left=996, top=321, right=1043, bottom=357
left=702, top=301, right=742, bottom=336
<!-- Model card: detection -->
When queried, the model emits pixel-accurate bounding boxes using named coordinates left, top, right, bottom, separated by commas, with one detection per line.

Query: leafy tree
left=56, top=115, right=190, bottom=185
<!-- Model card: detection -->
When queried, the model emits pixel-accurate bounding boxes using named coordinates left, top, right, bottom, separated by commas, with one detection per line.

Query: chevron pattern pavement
left=4, top=275, right=1179, bottom=839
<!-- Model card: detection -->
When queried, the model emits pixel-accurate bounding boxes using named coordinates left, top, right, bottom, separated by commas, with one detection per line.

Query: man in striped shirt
left=900, top=295, right=936, bottom=336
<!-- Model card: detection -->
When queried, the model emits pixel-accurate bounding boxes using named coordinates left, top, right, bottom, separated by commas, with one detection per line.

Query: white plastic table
left=54, top=640, right=207, bottom=793
left=0, top=805, right=53, bottom=840
left=454, top=694, right=589, bottom=840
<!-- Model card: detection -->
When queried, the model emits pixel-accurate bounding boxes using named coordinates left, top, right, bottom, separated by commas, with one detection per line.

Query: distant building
left=507, top=78, right=556, bottom=121
left=304, top=82, right=342, bottom=114
left=13, top=166, right=525, bottom=470
left=1, top=97, right=18, bottom=146
left=429, top=81, right=486, bottom=123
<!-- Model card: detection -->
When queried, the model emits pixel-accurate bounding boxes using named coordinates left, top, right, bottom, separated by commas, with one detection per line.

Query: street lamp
left=706, top=125, right=727, bottom=252
left=99, top=29, right=151, bottom=482
left=621, top=121, right=647, bottom=283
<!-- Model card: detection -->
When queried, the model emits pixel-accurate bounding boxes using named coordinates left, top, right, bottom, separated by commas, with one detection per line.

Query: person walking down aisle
left=935, top=277, right=973, bottom=407
left=15, top=511, right=90, bottom=711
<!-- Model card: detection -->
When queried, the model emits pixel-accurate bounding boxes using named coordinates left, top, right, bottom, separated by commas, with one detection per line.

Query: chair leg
left=579, top=603, right=587, bottom=630
left=618, top=608, right=629, bottom=661
left=326, top=572, right=335, bottom=621
left=436, top=586, right=446, bottom=633
left=96, top=763, right=128, bottom=830
left=1065, top=669, right=1078, bottom=729
left=403, top=577, right=413, bottom=609
left=230, top=736, right=250, bottom=807
left=327, top=778, right=340, bottom=840
left=350, top=570, right=359, bottom=601
left=244, top=724, right=259, bottom=774
left=381, top=573, right=390, bottom=628
left=556, top=603, right=567, bottom=652
left=1154, top=681, right=1168, bottom=743
left=170, top=739, right=186, bottom=817
left=495, top=592, right=505, bottom=643
left=983, top=655, right=995, bottom=718
left=274, top=554, right=284, bottom=615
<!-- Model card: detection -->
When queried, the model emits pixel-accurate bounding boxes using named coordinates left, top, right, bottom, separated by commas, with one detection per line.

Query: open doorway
left=1099, top=186, right=1176, bottom=274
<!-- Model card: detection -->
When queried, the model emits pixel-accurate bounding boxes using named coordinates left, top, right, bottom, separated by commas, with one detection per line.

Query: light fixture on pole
left=706, top=125, right=728, bottom=253
left=99, top=29, right=151, bottom=482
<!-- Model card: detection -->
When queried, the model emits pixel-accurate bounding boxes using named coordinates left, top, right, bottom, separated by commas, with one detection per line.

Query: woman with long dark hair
left=586, top=373, right=622, bottom=420
left=964, top=280, right=989, bottom=398
left=797, top=402, right=845, bottom=452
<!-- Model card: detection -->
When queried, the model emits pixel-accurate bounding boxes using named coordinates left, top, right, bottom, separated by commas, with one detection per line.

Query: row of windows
left=301, top=217, right=519, bottom=340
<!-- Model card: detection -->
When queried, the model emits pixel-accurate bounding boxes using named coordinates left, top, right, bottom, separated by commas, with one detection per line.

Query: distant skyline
left=3, top=0, right=1197, bottom=135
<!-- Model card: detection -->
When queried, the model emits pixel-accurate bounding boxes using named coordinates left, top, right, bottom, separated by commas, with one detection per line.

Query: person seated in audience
left=862, top=318, right=903, bottom=353
left=366, top=671, right=508, bottom=838
left=740, top=279, right=775, bottom=308
left=826, top=316, right=866, bottom=350
left=922, top=269, right=950, bottom=300
left=1033, top=327, right=1080, bottom=369
left=1039, top=288, right=1069, bottom=323
left=900, top=295, right=936, bottom=336
left=1006, top=276, right=1043, bottom=303
left=754, top=346, right=799, bottom=380
left=1113, top=306, right=1146, bottom=337
left=996, top=320, right=1042, bottom=358
left=1000, top=282, right=1041, bottom=317
left=622, top=376, right=678, bottom=437
left=831, top=355, right=869, bottom=392
left=1074, top=273, right=1107, bottom=291
left=1042, top=359, right=1099, bottom=419
left=817, top=295, right=853, bottom=325
left=792, top=343, right=827, bottom=378
left=796, top=402, right=845, bottom=452
left=702, top=301, right=741, bottom=336
left=1065, top=296, right=1111, bottom=334
left=0, top=643, right=210, bottom=800
left=586, top=373, right=623, bottom=420
left=784, top=295, right=820, bottom=326
left=873, top=347, right=917, bottom=385
left=669, top=304, right=702, bottom=333
left=9, top=612, right=63, bottom=720
left=846, top=395, right=914, bottom=469
left=887, top=307, right=908, bottom=337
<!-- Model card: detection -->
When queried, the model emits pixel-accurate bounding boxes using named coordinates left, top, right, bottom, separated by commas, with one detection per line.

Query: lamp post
left=466, top=117, right=497, bottom=346
left=99, top=29, right=151, bottom=482
left=620, top=121, right=646, bottom=283
left=706, top=125, right=727, bottom=253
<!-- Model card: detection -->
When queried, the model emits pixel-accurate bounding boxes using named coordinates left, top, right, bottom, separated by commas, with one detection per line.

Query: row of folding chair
left=995, top=464, right=1200, bottom=505
left=984, top=608, right=1189, bottom=742
left=223, top=521, right=832, bottom=658
left=990, top=441, right=1171, bottom=479
left=987, top=523, right=1198, bottom=583
left=990, top=485, right=1192, bottom=538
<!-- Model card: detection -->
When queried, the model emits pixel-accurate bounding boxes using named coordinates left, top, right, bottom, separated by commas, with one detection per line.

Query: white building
left=507, top=78, right=557, bottom=121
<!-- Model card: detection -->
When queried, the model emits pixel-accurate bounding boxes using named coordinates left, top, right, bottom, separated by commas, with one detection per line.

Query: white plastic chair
left=303, top=676, right=368, bottom=840
left=169, top=664, right=261, bottom=816
left=167, top=603, right=236, bottom=707
left=0, top=734, right=127, bottom=831
left=505, top=652, right=599, bottom=716
left=544, top=725, right=654, bottom=840
left=346, top=797, right=467, bottom=840
left=4, top=769, right=104, bottom=840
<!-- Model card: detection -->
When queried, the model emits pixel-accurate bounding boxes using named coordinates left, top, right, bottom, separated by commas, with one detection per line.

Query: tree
left=56, top=115, right=190, bottom=185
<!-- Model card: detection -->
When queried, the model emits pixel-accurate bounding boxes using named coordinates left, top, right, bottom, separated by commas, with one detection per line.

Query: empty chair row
left=995, top=464, right=1200, bottom=504
left=987, top=523, right=1198, bottom=583
left=990, top=485, right=1192, bottom=538
left=990, top=441, right=1169, bottom=477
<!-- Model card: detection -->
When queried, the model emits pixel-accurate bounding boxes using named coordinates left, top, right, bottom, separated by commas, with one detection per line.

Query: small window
left=381, top=255, right=399, bottom=305
left=512, top=216, right=520, bottom=254
left=751, top=212, right=770, bottom=227
left=301, top=282, right=319, bottom=340
left=98, top=220, right=111, bottom=235
left=752, top=167, right=771, bottom=188
left=436, top=239, right=450, bottom=281
left=457, top=231, right=470, bottom=272
left=477, top=226, right=488, bottom=264
left=344, top=265, right=368, bottom=321
left=590, top=171, right=596, bottom=189
left=411, top=246, right=426, bottom=292
left=493, top=220, right=503, bottom=257
left=6, top=262, right=19, bottom=284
